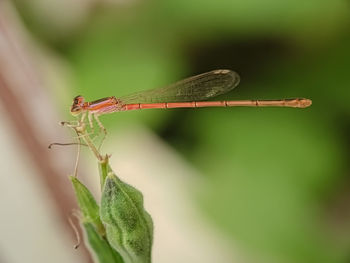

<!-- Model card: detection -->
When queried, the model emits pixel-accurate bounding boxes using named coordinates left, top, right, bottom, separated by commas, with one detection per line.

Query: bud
left=100, top=170, right=153, bottom=263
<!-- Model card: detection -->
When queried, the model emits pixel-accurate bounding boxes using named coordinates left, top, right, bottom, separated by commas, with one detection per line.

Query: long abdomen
left=123, top=99, right=312, bottom=110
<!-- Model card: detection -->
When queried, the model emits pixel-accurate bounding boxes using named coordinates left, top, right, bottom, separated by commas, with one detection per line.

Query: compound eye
left=73, top=95, right=84, bottom=105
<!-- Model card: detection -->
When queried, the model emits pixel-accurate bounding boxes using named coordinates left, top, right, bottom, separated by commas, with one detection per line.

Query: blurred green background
left=10, top=0, right=350, bottom=262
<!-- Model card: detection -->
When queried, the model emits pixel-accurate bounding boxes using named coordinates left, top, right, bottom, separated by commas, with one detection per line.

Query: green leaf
left=83, top=222, right=124, bottom=263
left=71, top=176, right=125, bottom=262
left=100, top=165, right=153, bottom=263
left=70, top=176, right=105, bottom=236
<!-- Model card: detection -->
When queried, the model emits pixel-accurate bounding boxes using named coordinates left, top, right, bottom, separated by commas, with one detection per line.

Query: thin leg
left=94, top=114, right=107, bottom=150
left=87, top=113, right=101, bottom=143
left=48, top=142, right=88, bottom=149
left=62, top=120, right=84, bottom=177
left=68, top=211, right=81, bottom=249
left=94, top=114, right=106, bottom=133
left=72, top=131, right=95, bottom=140
left=61, top=115, right=95, bottom=143
left=73, top=136, right=81, bottom=177
left=62, top=112, right=86, bottom=134
left=88, top=112, right=94, bottom=130
left=60, top=120, right=79, bottom=127
left=80, top=112, right=87, bottom=124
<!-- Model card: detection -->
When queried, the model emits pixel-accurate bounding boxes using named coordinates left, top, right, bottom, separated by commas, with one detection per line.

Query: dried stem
left=0, top=2, right=93, bottom=262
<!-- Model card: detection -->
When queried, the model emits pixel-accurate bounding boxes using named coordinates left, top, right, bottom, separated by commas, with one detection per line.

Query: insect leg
left=94, top=114, right=107, bottom=150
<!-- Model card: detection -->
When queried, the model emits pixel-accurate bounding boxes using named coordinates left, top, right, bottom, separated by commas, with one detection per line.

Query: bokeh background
left=0, top=0, right=350, bottom=262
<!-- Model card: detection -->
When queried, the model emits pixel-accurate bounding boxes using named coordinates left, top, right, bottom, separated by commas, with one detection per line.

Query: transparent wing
left=119, top=69, right=240, bottom=104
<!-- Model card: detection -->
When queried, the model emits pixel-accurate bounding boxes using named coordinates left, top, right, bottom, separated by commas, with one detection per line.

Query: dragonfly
left=70, top=69, right=312, bottom=132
